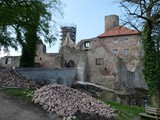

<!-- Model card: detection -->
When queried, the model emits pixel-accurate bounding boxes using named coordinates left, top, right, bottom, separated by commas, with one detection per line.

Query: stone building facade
left=0, top=15, right=147, bottom=103
left=0, top=56, right=20, bottom=67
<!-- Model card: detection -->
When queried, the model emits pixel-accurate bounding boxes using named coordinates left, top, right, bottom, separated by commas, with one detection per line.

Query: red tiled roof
left=97, top=26, right=140, bottom=38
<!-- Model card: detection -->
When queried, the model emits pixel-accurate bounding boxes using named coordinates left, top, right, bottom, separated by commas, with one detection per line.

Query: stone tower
left=36, top=40, right=46, bottom=56
left=60, top=26, right=76, bottom=48
left=105, top=15, right=119, bottom=32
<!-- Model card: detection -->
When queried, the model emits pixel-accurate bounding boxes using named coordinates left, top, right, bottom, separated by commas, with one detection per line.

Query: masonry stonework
left=0, top=56, right=20, bottom=67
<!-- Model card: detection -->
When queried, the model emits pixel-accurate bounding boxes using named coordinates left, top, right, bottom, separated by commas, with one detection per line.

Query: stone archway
left=68, top=60, right=75, bottom=68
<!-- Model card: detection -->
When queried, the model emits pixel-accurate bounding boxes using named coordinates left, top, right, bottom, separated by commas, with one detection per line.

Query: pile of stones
left=0, top=68, right=40, bottom=88
left=32, top=84, right=115, bottom=120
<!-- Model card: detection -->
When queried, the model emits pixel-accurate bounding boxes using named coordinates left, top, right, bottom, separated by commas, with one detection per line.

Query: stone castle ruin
left=0, top=15, right=148, bottom=105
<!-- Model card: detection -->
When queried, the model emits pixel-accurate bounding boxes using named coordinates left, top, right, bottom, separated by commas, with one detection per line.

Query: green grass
left=74, top=99, right=145, bottom=120
left=0, top=87, right=35, bottom=102
left=103, top=100, right=145, bottom=120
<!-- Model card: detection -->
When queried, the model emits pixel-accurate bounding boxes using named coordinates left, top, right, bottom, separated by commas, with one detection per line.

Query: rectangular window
left=5, top=58, right=11, bottom=64
left=124, top=48, right=129, bottom=54
left=96, top=58, right=103, bottom=65
left=113, top=49, right=118, bottom=54
left=84, top=42, right=90, bottom=48
left=124, top=37, right=128, bottom=43
left=113, top=39, right=118, bottom=43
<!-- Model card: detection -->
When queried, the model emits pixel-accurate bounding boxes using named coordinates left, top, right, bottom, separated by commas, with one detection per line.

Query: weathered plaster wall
left=87, top=46, right=119, bottom=89
left=16, top=68, right=77, bottom=87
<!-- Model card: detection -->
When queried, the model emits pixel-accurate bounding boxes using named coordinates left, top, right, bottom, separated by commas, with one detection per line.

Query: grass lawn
left=102, top=100, right=145, bottom=120
left=0, top=87, right=35, bottom=102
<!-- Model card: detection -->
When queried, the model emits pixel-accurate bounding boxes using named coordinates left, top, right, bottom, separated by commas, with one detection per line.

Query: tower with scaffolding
left=60, top=25, right=76, bottom=48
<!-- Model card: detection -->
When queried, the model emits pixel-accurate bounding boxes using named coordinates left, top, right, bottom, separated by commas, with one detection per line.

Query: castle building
left=0, top=15, right=147, bottom=103
left=77, top=15, right=143, bottom=72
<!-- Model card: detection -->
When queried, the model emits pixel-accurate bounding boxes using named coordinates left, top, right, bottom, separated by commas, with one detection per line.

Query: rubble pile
left=0, top=68, right=40, bottom=88
left=32, top=84, right=115, bottom=120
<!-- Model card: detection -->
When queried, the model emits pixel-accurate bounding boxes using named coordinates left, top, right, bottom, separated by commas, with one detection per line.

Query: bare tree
left=117, top=0, right=160, bottom=107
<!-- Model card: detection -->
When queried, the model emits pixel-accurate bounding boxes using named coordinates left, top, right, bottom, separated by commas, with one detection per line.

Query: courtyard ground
left=0, top=91, right=62, bottom=120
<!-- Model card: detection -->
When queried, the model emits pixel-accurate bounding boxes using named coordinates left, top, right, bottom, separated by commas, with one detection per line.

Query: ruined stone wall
left=117, top=58, right=134, bottom=92
left=59, top=46, right=89, bottom=82
left=0, top=56, right=20, bottom=67
left=117, top=58, right=148, bottom=93
left=134, top=62, right=148, bottom=90
left=60, top=46, right=87, bottom=67
left=76, top=38, right=97, bottom=51
left=35, top=42, right=86, bottom=68
left=34, top=42, right=62, bottom=68
left=87, top=46, right=119, bottom=89
left=38, top=53, right=61, bottom=68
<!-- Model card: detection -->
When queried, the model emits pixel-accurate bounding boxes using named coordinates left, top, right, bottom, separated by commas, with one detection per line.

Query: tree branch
left=0, top=0, right=5, bottom=7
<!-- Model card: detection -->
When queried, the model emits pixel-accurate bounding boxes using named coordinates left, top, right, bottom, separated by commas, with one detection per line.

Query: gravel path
left=0, top=92, right=62, bottom=120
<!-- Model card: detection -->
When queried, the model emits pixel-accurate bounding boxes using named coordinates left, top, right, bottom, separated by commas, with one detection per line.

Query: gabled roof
left=97, top=26, right=141, bottom=38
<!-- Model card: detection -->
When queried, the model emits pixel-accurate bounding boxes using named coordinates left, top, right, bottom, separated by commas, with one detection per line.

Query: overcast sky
left=1, top=0, right=124, bottom=57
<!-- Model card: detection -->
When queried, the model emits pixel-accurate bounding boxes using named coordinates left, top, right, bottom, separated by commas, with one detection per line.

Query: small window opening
left=84, top=42, right=90, bottom=48
left=96, top=58, right=103, bottom=65
left=124, top=48, right=129, bottom=54
left=113, top=49, right=118, bottom=54
left=124, top=37, right=128, bottom=43
left=5, top=58, right=11, bottom=64
left=113, top=39, right=118, bottom=43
